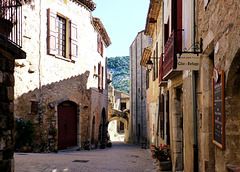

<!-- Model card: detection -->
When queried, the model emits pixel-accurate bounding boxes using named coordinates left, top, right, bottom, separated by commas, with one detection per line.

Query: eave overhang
left=92, top=17, right=112, bottom=47
left=77, top=0, right=96, bottom=11
left=140, top=46, right=152, bottom=67
left=144, top=0, right=161, bottom=37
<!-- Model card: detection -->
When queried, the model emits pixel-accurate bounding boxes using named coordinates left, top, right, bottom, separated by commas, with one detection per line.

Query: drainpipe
left=192, top=0, right=198, bottom=171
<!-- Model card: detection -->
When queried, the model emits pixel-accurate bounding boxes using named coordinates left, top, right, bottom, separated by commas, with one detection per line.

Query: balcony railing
left=163, top=29, right=183, bottom=78
left=0, top=0, right=22, bottom=47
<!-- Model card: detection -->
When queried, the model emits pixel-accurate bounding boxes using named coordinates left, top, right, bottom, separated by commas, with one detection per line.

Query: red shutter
left=47, top=8, right=57, bottom=55
left=70, top=21, right=78, bottom=60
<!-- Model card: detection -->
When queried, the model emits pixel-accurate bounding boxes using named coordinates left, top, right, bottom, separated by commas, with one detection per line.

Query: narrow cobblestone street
left=14, top=142, right=159, bottom=172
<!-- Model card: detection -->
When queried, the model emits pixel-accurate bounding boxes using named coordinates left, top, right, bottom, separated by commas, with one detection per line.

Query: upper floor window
left=47, top=8, right=78, bottom=61
left=97, top=34, right=103, bottom=57
left=56, top=15, right=66, bottom=57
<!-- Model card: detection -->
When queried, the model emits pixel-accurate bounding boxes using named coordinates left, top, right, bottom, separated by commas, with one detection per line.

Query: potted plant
left=49, top=128, right=58, bottom=137
left=0, top=1, right=14, bottom=37
left=151, top=144, right=172, bottom=171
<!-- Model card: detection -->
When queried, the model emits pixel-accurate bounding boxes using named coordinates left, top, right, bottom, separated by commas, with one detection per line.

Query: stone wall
left=129, top=31, right=151, bottom=144
left=14, top=0, right=109, bottom=151
left=197, top=0, right=240, bottom=171
left=0, top=35, right=26, bottom=171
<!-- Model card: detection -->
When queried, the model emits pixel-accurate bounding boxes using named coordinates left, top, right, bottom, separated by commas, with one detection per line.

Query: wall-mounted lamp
left=146, top=57, right=153, bottom=71
left=146, top=56, right=162, bottom=72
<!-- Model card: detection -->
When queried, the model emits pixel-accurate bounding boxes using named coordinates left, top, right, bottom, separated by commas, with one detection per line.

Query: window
left=56, top=16, right=66, bottom=57
left=98, top=62, right=104, bottom=90
left=97, top=34, right=103, bottom=57
left=146, top=69, right=149, bottom=89
left=47, top=8, right=78, bottom=60
left=120, top=102, right=126, bottom=111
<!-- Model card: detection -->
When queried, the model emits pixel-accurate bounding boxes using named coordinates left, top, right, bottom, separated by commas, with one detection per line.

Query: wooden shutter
left=97, top=35, right=100, bottom=53
left=70, top=21, right=78, bottom=61
left=98, top=62, right=101, bottom=89
left=101, top=66, right=104, bottom=89
left=47, top=8, right=57, bottom=55
left=156, top=43, right=158, bottom=78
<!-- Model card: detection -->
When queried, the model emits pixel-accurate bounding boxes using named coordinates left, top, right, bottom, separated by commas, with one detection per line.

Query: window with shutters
left=98, top=62, right=104, bottom=90
left=47, top=8, right=78, bottom=61
left=152, top=51, right=156, bottom=81
left=97, top=34, right=104, bottom=57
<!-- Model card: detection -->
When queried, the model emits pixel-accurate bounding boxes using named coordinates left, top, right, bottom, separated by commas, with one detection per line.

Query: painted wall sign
left=212, top=70, right=225, bottom=149
left=176, top=53, right=200, bottom=70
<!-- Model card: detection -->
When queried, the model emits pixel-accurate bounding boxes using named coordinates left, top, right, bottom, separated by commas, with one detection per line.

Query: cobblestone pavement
left=14, top=142, right=160, bottom=172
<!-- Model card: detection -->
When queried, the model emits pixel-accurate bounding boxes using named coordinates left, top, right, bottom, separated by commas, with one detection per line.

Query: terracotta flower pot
left=158, top=160, right=172, bottom=171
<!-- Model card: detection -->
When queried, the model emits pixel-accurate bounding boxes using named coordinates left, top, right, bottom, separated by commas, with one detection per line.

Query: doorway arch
left=57, top=101, right=77, bottom=150
left=225, top=50, right=240, bottom=162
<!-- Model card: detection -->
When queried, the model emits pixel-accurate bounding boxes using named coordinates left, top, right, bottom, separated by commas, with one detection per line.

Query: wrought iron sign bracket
left=180, top=38, right=203, bottom=56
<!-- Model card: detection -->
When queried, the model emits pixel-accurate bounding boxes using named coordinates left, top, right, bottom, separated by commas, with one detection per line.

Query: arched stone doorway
left=57, top=101, right=78, bottom=150
left=108, top=117, right=128, bottom=142
left=225, top=50, right=240, bottom=163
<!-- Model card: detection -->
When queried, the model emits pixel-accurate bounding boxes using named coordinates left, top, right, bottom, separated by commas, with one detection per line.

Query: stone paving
left=14, top=142, right=161, bottom=172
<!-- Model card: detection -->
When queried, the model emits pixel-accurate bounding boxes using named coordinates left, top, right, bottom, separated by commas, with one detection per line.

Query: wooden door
left=58, top=102, right=77, bottom=150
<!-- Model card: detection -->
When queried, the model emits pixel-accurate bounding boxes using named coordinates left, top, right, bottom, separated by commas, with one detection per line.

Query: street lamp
left=146, top=57, right=153, bottom=71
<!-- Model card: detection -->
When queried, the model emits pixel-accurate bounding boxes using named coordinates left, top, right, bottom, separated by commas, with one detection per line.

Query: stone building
left=129, top=31, right=152, bottom=144
left=0, top=1, right=26, bottom=170
left=14, top=0, right=111, bottom=152
left=108, top=78, right=130, bottom=142
left=140, top=0, right=240, bottom=171
left=197, top=0, right=240, bottom=171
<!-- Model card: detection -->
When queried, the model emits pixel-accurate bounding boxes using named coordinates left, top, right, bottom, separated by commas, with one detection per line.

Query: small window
left=31, top=101, right=38, bottom=114
left=97, top=34, right=104, bottom=57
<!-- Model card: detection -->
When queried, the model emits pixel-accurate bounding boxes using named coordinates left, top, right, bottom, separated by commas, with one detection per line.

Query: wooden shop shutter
left=47, top=8, right=57, bottom=55
left=70, top=21, right=78, bottom=60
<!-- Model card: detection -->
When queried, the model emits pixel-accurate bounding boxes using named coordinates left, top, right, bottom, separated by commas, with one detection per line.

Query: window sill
left=55, top=55, right=75, bottom=63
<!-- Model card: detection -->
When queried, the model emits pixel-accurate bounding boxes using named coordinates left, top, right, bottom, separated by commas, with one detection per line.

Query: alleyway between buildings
left=15, top=142, right=159, bottom=172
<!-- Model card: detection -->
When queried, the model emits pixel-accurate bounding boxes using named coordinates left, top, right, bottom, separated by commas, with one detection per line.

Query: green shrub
left=15, top=118, right=35, bottom=150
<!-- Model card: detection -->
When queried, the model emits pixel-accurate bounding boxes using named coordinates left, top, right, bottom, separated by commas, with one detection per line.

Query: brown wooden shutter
left=70, top=21, right=78, bottom=60
left=47, top=8, right=57, bottom=55
left=97, top=35, right=100, bottom=53
left=101, top=66, right=104, bottom=89
left=156, top=42, right=158, bottom=78
left=98, top=62, right=101, bottom=89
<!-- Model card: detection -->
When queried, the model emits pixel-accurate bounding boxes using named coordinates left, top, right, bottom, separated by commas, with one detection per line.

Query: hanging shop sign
left=212, top=69, right=225, bottom=150
left=176, top=53, right=200, bottom=70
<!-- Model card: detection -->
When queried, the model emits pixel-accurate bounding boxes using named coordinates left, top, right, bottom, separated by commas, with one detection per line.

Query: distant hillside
left=107, top=56, right=129, bottom=93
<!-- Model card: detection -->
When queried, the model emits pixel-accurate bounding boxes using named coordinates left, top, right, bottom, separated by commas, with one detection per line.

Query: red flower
left=151, top=145, right=154, bottom=147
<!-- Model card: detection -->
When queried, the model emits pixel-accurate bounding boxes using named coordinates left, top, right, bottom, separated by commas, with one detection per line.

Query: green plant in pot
left=49, top=128, right=58, bottom=136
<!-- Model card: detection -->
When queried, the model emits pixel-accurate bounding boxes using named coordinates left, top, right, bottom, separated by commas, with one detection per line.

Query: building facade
left=0, top=0, right=26, bottom=170
left=129, top=31, right=152, bottom=144
left=14, top=0, right=111, bottom=152
left=140, top=0, right=240, bottom=171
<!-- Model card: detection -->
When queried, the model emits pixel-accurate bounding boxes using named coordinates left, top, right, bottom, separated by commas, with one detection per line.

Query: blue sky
left=92, top=0, right=150, bottom=57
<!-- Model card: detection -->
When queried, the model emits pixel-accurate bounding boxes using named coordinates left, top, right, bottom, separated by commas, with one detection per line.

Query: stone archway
left=108, top=117, right=128, bottom=142
left=225, top=50, right=240, bottom=163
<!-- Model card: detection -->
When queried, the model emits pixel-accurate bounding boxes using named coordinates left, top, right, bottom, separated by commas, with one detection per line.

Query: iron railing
left=163, top=29, right=183, bottom=77
left=0, top=0, right=22, bottom=47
